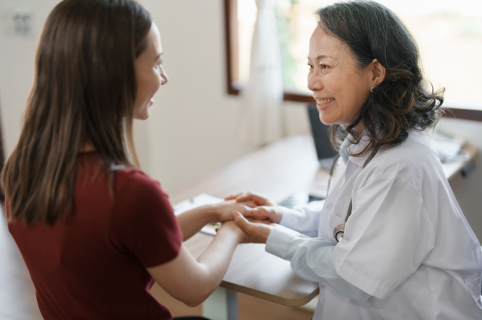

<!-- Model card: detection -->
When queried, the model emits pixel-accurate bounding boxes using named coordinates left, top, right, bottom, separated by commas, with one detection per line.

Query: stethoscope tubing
left=331, top=149, right=378, bottom=242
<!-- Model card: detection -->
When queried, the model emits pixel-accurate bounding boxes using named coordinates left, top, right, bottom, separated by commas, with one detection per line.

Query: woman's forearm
left=192, top=227, right=242, bottom=302
left=176, top=204, right=217, bottom=241
left=267, top=225, right=371, bottom=301
left=148, top=223, right=244, bottom=307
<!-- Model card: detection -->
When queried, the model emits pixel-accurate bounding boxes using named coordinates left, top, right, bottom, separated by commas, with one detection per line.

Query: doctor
left=227, top=1, right=482, bottom=319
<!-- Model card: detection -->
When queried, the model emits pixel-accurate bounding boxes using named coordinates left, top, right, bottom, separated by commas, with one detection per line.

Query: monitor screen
left=307, top=104, right=336, bottom=161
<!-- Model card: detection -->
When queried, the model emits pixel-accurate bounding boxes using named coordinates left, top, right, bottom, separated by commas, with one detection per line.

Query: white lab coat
left=266, top=130, right=482, bottom=319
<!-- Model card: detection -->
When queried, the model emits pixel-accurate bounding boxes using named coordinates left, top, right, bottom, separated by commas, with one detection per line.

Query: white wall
left=0, top=0, right=57, bottom=154
left=137, top=0, right=255, bottom=192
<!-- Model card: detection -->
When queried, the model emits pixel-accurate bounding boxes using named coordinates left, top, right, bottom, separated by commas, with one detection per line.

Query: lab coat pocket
left=464, top=273, right=482, bottom=309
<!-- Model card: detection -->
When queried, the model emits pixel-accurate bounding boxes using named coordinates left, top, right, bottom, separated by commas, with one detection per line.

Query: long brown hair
left=316, top=1, right=444, bottom=156
left=2, top=0, right=152, bottom=225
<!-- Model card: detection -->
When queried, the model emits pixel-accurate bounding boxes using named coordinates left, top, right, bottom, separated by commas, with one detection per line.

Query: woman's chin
left=133, top=110, right=150, bottom=120
left=133, top=102, right=152, bottom=120
left=318, top=113, right=335, bottom=126
left=139, top=112, right=150, bottom=120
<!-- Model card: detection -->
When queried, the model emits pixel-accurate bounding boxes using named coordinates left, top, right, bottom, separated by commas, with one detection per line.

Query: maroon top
left=8, top=152, right=183, bottom=319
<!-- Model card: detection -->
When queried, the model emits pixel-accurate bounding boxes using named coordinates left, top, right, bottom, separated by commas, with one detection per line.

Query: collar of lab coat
left=340, top=132, right=371, bottom=168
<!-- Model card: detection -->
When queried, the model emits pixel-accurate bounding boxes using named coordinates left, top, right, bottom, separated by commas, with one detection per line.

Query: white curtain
left=240, top=0, right=284, bottom=147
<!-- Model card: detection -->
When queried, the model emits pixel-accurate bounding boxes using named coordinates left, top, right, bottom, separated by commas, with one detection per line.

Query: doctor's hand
left=232, top=211, right=273, bottom=244
left=224, top=191, right=276, bottom=207
left=247, top=206, right=283, bottom=224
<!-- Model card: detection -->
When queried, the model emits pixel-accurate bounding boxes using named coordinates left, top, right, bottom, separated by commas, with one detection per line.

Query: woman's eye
left=157, top=60, right=163, bottom=67
left=320, top=64, right=329, bottom=69
left=307, top=64, right=314, bottom=70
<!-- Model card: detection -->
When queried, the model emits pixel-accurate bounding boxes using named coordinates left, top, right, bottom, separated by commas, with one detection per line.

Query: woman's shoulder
left=372, top=130, right=443, bottom=181
left=385, top=129, right=435, bottom=156
left=114, top=166, right=155, bottom=184
left=107, top=167, right=182, bottom=267
left=108, top=167, right=174, bottom=224
left=112, top=167, right=169, bottom=204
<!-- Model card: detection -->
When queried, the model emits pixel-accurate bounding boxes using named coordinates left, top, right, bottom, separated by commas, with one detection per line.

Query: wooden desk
left=169, top=136, right=327, bottom=205
left=167, top=135, right=478, bottom=320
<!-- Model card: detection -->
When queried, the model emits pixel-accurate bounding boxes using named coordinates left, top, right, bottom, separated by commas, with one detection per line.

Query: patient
left=2, top=1, right=251, bottom=319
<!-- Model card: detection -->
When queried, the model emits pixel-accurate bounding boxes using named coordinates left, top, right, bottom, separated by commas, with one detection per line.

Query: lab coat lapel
left=321, top=133, right=372, bottom=241
left=347, top=134, right=371, bottom=167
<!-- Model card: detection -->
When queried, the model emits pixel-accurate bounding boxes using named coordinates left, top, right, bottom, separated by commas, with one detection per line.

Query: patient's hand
left=225, top=191, right=276, bottom=207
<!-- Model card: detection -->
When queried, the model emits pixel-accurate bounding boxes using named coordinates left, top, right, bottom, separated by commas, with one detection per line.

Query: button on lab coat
left=266, top=130, right=482, bottom=319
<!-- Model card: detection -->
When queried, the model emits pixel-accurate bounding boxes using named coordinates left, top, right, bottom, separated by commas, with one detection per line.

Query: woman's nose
left=159, top=67, right=169, bottom=85
left=307, top=72, right=322, bottom=92
left=161, top=71, right=169, bottom=85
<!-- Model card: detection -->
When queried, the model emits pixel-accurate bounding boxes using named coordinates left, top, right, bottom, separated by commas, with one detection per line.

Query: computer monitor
left=307, top=104, right=336, bottom=170
left=277, top=104, right=334, bottom=208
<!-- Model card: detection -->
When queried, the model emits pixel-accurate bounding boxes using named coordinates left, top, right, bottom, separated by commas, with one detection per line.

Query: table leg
left=202, top=287, right=238, bottom=320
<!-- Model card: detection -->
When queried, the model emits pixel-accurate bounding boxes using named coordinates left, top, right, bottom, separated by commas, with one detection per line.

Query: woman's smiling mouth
left=316, top=98, right=335, bottom=110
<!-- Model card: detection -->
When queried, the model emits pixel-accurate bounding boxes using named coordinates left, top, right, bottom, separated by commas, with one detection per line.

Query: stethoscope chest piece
left=334, top=223, right=345, bottom=242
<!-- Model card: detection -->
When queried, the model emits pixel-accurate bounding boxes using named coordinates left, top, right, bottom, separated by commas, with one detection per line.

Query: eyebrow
left=307, top=54, right=333, bottom=61
left=155, top=52, right=163, bottom=60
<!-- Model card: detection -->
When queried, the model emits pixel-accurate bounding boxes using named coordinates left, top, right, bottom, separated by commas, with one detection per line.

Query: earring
left=370, top=85, right=377, bottom=93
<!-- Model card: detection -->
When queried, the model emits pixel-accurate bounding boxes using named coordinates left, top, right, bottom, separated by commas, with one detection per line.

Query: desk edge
left=220, top=281, right=320, bottom=307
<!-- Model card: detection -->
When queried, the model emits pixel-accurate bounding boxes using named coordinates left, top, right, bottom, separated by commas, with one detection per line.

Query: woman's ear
left=371, top=59, right=386, bottom=86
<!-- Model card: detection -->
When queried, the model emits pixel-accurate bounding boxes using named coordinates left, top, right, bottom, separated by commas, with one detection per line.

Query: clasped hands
left=214, top=191, right=282, bottom=244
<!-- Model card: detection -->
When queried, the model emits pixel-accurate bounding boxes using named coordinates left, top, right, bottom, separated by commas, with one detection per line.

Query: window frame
left=223, top=0, right=482, bottom=122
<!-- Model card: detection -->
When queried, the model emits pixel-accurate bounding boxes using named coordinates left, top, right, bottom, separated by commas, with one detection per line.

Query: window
left=224, top=0, right=482, bottom=120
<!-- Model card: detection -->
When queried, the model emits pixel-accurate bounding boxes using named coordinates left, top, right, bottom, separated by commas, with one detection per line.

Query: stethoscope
left=328, top=149, right=378, bottom=242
